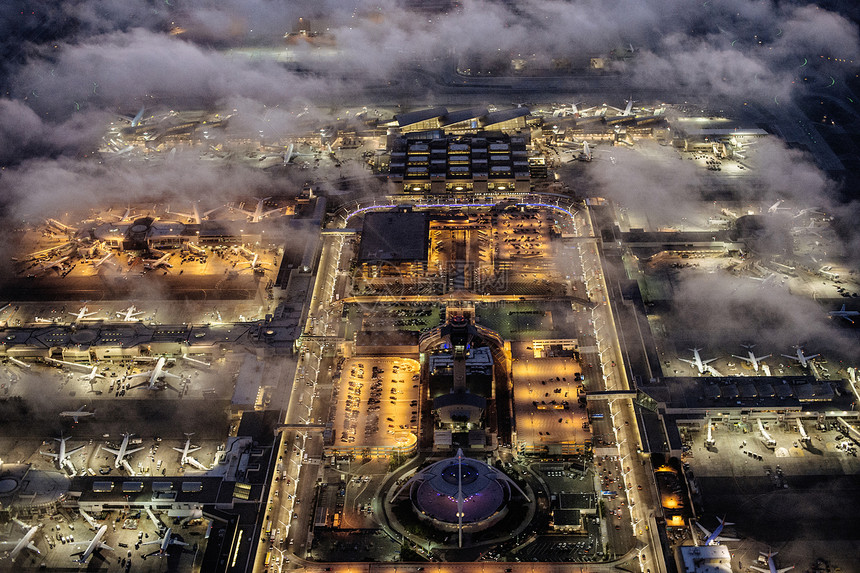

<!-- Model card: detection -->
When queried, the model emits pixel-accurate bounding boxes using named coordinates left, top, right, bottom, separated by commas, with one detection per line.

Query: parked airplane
left=750, top=550, right=794, bottom=573
left=70, top=525, right=112, bottom=564
left=101, top=433, right=144, bottom=469
left=122, top=106, right=146, bottom=127
left=59, top=405, right=95, bottom=423
left=0, top=521, right=41, bottom=561
left=235, top=197, right=281, bottom=223
left=679, top=348, right=717, bottom=374
left=91, top=252, right=114, bottom=269
left=283, top=143, right=315, bottom=165
left=781, top=346, right=819, bottom=369
left=173, top=433, right=202, bottom=466
left=829, top=304, right=859, bottom=324
left=236, top=251, right=272, bottom=272
left=732, top=344, right=771, bottom=372
left=109, top=207, right=137, bottom=223
left=143, top=253, right=172, bottom=270
left=125, top=356, right=182, bottom=391
left=142, top=528, right=189, bottom=558
left=116, top=306, right=144, bottom=322
left=69, top=305, right=98, bottom=323
left=793, top=207, right=822, bottom=219
left=25, top=256, right=70, bottom=276
left=46, top=358, right=105, bottom=383
left=767, top=199, right=789, bottom=214
left=695, top=516, right=737, bottom=545
left=167, top=202, right=220, bottom=225
left=40, top=436, right=84, bottom=472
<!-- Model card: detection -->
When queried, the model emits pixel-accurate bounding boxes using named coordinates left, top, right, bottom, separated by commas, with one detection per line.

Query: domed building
left=392, top=449, right=528, bottom=546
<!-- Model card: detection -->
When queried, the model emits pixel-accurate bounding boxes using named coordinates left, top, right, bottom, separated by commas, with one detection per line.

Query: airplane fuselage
left=9, top=526, right=39, bottom=560
left=112, top=435, right=132, bottom=468
left=75, top=525, right=108, bottom=563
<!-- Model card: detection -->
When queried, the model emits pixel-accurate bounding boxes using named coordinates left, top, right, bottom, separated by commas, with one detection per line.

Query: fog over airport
left=0, top=0, right=858, bottom=364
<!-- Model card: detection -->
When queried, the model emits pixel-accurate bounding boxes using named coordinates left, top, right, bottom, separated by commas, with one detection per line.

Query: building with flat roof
left=356, top=210, right=428, bottom=278
left=389, top=134, right=530, bottom=194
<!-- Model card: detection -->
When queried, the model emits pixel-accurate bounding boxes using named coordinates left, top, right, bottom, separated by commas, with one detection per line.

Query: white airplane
left=91, top=252, right=114, bottom=269
left=679, top=348, right=718, bottom=374
left=695, top=516, right=737, bottom=546
left=143, top=253, right=172, bottom=270
left=69, top=305, right=98, bottom=323
left=829, top=304, right=859, bottom=324
left=26, top=256, right=70, bottom=276
left=40, top=436, right=84, bottom=472
left=552, top=102, right=586, bottom=117
left=236, top=197, right=281, bottom=223
left=110, top=207, right=137, bottom=223
left=750, top=550, right=794, bottom=573
left=620, top=97, right=634, bottom=116
left=117, top=106, right=146, bottom=127
left=283, top=143, right=315, bottom=165
left=0, top=521, right=40, bottom=561
left=578, top=141, right=593, bottom=162
left=125, top=356, right=182, bottom=391
left=793, top=207, right=822, bottom=219
left=45, top=218, right=78, bottom=234
left=116, top=305, right=144, bottom=321
left=767, top=199, right=789, bottom=214
left=70, top=525, right=112, bottom=564
left=142, top=527, right=189, bottom=558
left=732, top=344, right=771, bottom=372
left=101, top=433, right=144, bottom=469
left=781, top=346, right=819, bottom=369
left=236, top=252, right=272, bottom=272
left=46, top=358, right=105, bottom=382
left=173, top=433, right=202, bottom=466
left=167, top=202, right=203, bottom=225
left=59, top=405, right=95, bottom=423
left=80, top=366, right=106, bottom=384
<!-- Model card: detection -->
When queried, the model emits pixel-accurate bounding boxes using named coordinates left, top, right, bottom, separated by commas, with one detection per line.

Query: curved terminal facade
left=395, top=450, right=527, bottom=537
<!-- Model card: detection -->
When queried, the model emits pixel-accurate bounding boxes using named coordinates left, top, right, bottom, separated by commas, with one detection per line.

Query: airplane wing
left=141, top=538, right=163, bottom=546
left=694, top=522, right=712, bottom=537
left=125, top=446, right=145, bottom=455
left=40, top=450, right=59, bottom=459
left=703, top=358, right=718, bottom=365
left=101, top=446, right=121, bottom=456
left=731, top=354, right=751, bottom=363
left=125, top=370, right=154, bottom=381
left=172, top=539, right=190, bottom=547
left=678, top=358, right=695, bottom=366
left=66, top=445, right=85, bottom=456
left=162, top=371, right=183, bottom=381
left=99, top=542, right=114, bottom=551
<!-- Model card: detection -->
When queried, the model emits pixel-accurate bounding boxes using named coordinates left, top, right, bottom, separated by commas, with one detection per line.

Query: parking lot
left=511, top=355, right=589, bottom=450
left=331, top=357, right=420, bottom=450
